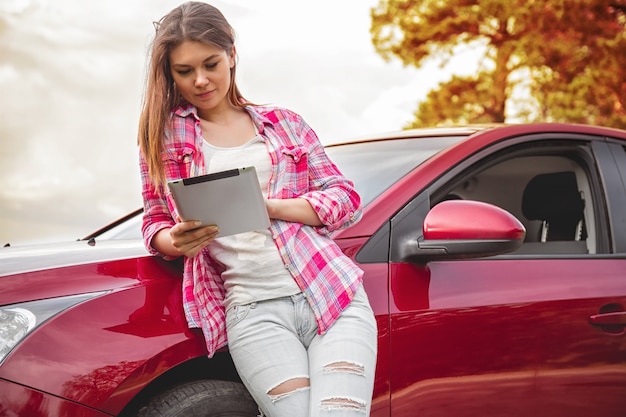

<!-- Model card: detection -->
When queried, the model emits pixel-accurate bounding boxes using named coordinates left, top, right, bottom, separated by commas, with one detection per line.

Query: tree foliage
left=371, top=0, right=626, bottom=128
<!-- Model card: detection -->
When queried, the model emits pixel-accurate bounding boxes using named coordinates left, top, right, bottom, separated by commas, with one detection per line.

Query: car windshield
left=88, top=210, right=143, bottom=240
left=326, top=136, right=464, bottom=206
left=95, top=135, right=464, bottom=240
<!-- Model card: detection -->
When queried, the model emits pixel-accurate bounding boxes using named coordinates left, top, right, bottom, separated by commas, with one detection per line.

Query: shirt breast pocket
left=280, top=146, right=309, bottom=197
left=162, top=146, right=196, bottom=179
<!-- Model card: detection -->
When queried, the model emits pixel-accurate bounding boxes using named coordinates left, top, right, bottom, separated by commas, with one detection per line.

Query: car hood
left=0, top=239, right=149, bottom=278
left=0, top=239, right=155, bottom=306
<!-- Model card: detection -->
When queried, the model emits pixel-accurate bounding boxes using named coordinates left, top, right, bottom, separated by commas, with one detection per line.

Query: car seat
left=521, top=171, right=586, bottom=242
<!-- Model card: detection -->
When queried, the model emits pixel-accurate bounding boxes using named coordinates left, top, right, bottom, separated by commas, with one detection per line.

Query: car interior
left=435, top=150, right=595, bottom=255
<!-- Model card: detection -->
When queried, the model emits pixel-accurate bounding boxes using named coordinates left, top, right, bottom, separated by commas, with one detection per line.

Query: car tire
left=138, top=379, right=259, bottom=417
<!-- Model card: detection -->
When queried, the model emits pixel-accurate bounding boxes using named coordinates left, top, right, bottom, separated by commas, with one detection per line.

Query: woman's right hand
left=151, top=219, right=219, bottom=258
left=170, top=220, right=220, bottom=257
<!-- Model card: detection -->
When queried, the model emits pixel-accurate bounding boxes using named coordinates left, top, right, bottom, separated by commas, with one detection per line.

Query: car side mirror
left=405, top=200, right=526, bottom=263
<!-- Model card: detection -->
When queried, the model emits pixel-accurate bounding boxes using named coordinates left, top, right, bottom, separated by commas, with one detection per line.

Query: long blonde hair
left=138, top=1, right=247, bottom=188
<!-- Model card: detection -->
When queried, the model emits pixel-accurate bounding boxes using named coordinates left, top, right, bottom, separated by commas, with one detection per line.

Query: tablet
left=167, top=166, right=270, bottom=238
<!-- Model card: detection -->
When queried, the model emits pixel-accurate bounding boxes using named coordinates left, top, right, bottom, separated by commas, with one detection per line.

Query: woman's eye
left=176, top=69, right=192, bottom=76
left=205, top=62, right=218, bottom=70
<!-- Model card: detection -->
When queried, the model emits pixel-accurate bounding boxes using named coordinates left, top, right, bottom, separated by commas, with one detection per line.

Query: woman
left=138, top=2, right=377, bottom=416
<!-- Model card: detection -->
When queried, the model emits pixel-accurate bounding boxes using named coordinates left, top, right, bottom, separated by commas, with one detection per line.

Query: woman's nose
left=194, top=72, right=209, bottom=87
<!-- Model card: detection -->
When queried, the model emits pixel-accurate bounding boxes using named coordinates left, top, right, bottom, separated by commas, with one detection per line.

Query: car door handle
left=589, top=312, right=626, bottom=326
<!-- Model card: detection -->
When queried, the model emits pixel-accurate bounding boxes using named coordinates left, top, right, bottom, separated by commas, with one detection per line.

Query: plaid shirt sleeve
left=297, top=123, right=362, bottom=235
left=139, top=149, right=177, bottom=259
left=262, top=107, right=362, bottom=234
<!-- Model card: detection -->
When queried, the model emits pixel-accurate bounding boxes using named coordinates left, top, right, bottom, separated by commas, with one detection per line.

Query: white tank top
left=202, top=136, right=300, bottom=310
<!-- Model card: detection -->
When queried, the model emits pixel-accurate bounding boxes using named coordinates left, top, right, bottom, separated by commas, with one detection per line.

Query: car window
left=432, top=141, right=599, bottom=255
left=326, top=136, right=464, bottom=206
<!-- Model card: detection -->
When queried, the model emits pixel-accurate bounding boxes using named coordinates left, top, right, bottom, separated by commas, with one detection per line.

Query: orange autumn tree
left=370, top=0, right=626, bottom=128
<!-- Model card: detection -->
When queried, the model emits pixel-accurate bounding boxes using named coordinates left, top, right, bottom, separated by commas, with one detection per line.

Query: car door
left=382, top=134, right=626, bottom=417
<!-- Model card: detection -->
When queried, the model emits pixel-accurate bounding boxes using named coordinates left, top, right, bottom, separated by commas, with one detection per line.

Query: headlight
left=0, top=292, right=106, bottom=364
left=0, top=308, right=36, bottom=362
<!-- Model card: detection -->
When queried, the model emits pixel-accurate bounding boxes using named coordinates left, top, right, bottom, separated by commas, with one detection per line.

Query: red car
left=1, top=123, right=626, bottom=417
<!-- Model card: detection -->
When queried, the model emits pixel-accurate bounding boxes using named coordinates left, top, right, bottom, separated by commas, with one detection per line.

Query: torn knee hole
left=323, top=361, right=365, bottom=376
left=268, top=377, right=309, bottom=396
left=321, top=397, right=367, bottom=412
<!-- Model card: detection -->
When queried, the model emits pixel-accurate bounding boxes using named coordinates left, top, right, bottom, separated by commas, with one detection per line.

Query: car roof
left=327, top=125, right=495, bottom=147
left=327, top=123, right=626, bottom=148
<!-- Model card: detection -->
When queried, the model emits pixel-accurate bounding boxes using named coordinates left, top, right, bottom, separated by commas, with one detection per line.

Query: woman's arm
left=266, top=198, right=323, bottom=226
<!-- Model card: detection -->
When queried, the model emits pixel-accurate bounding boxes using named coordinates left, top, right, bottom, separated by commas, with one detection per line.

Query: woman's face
left=169, top=40, right=235, bottom=116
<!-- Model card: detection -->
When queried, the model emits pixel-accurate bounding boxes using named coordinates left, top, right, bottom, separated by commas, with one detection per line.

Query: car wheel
left=138, top=379, right=259, bottom=417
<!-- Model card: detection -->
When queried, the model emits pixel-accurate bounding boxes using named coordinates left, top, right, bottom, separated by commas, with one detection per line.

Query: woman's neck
left=197, top=101, right=241, bottom=125
left=199, top=106, right=255, bottom=148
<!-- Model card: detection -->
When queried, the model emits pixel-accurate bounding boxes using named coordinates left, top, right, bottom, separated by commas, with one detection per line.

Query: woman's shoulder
left=246, top=104, right=305, bottom=125
left=165, top=104, right=199, bottom=143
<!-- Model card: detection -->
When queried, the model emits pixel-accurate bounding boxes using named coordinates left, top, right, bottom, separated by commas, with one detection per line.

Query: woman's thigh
left=226, top=294, right=313, bottom=417
left=308, top=286, right=378, bottom=416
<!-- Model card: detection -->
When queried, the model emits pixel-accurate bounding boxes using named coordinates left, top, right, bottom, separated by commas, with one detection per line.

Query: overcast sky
left=0, top=0, right=480, bottom=246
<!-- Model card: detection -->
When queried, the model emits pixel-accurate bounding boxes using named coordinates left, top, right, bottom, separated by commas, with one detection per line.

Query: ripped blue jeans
left=225, top=284, right=378, bottom=417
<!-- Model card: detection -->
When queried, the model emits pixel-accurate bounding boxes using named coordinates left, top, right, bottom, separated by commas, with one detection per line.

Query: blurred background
left=1, top=0, right=624, bottom=246
left=0, top=0, right=476, bottom=245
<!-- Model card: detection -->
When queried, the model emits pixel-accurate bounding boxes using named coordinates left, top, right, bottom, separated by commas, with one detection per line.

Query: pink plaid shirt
left=140, top=104, right=363, bottom=357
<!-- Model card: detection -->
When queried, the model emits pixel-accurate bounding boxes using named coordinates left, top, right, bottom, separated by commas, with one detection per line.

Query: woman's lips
left=196, top=90, right=214, bottom=99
